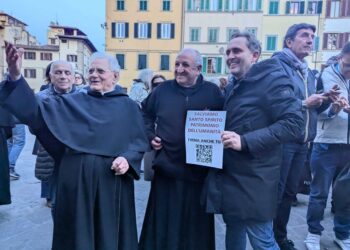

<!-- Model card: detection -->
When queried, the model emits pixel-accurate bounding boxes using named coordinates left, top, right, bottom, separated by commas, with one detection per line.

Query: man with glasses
left=304, top=42, right=350, bottom=250
left=0, top=41, right=149, bottom=250
left=139, top=48, right=224, bottom=250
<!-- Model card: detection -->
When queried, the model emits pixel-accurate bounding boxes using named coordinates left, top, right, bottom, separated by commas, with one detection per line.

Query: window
left=190, top=28, right=200, bottom=42
left=117, top=0, right=125, bottom=10
left=307, top=1, right=322, bottom=14
left=208, top=28, right=219, bottom=43
left=224, top=0, right=243, bottom=11
left=202, top=57, right=222, bottom=74
left=135, top=23, right=151, bottom=39
left=269, top=0, right=279, bottom=14
left=112, top=22, right=129, bottom=38
left=50, top=38, right=56, bottom=45
left=61, top=39, right=67, bottom=43
left=24, top=69, right=36, bottom=78
left=67, top=55, right=78, bottom=62
left=286, top=1, right=305, bottom=14
left=266, top=36, right=277, bottom=51
left=243, top=0, right=262, bottom=11
left=138, top=54, right=147, bottom=69
left=139, top=0, right=148, bottom=11
left=24, top=52, right=36, bottom=60
left=323, top=33, right=350, bottom=50
left=227, top=28, right=239, bottom=41
left=246, top=27, right=257, bottom=37
left=116, top=54, right=125, bottom=69
left=40, top=53, right=52, bottom=61
left=157, top=23, right=175, bottom=39
left=163, top=0, right=171, bottom=11
left=160, top=55, right=170, bottom=70
left=328, top=0, right=341, bottom=17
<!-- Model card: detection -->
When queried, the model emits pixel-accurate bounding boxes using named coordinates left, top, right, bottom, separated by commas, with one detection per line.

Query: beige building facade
left=0, top=12, right=96, bottom=91
left=105, top=0, right=184, bottom=90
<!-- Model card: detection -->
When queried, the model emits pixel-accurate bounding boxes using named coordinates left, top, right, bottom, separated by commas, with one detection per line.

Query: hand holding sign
left=221, top=131, right=242, bottom=151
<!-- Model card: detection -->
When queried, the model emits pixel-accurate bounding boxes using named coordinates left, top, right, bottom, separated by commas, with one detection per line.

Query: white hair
left=89, top=52, right=121, bottom=73
left=177, top=48, right=202, bottom=67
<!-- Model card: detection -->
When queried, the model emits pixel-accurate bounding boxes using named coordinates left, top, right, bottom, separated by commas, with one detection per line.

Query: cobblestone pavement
left=0, top=129, right=339, bottom=250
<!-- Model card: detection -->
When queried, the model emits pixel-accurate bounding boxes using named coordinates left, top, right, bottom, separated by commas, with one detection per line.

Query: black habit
left=0, top=77, right=149, bottom=250
left=0, top=105, right=14, bottom=205
left=139, top=75, right=224, bottom=250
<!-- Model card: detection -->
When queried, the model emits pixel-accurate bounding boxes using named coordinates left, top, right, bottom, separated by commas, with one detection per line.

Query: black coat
left=0, top=77, right=149, bottom=250
left=272, top=52, right=317, bottom=143
left=203, top=58, right=304, bottom=221
left=0, top=103, right=14, bottom=205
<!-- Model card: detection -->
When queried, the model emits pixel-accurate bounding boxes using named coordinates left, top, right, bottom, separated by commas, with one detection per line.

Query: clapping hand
left=4, top=41, right=24, bottom=81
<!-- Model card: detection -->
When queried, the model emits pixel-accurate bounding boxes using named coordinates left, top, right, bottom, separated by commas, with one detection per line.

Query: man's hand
left=221, top=131, right=242, bottom=151
left=5, top=41, right=24, bottom=81
left=330, top=97, right=348, bottom=115
left=305, top=94, right=328, bottom=108
left=323, top=84, right=341, bottom=102
left=111, top=156, right=129, bottom=175
left=342, top=100, right=350, bottom=114
left=151, top=136, right=162, bottom=150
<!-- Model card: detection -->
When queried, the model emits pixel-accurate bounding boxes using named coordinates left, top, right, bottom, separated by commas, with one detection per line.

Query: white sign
left=185, top=110, right=226, bottom=169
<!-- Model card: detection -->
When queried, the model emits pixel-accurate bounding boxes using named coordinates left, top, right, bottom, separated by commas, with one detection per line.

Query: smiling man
left=139, top=48, right=224, bottom=250
left=0, top=43, right=149, bottom=250
left=202, top=31, right=304, bottom=250
left=272, top=23, right=330, bottom=250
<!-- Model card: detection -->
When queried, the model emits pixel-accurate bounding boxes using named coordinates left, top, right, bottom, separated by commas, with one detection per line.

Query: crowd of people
left=0, top=22, right=349, bottom=250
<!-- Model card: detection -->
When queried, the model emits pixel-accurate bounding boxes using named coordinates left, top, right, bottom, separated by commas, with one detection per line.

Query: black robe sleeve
left=0, top=77, right=65, bottom=162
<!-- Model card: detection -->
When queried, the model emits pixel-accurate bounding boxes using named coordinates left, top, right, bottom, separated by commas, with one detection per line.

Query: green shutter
left=257, top=0, right=262, bottom=11
left=238, top=0, right=243, bottom=11
left=218, top=0, right=223, bottom=10
left=286, top=1, right=290, bottom=14
left=244, top=0, right=248, bottom=11
left=217, top=57, right=222, bottom=73
left=200, top=0, right=205, bottom=10
left=206, top=0, right=210, bottom=10
left=300, top=1, right=305, bottom=14
left=187, top=0, right=192, bottom=10
left=202, top=57, right=207, bottom=73
left=224, top=0, right=229, bottom=11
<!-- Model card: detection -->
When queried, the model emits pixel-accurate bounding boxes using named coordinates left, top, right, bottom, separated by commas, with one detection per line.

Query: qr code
left=195, top=144, right=213, bottom=164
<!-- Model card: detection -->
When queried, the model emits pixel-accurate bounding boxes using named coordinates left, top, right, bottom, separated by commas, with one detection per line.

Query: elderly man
left=203, top=32, right=303, bottom=250
left=0, top=41, right=149, bottom=250
left=0, top=105, right=14, bottom=205
left=305, top=42, right=350, bottom=250
left=139, top=48, right=224, bottom=250
left=272, top=23, right=329, bottom=250
left=34, top=60, right=77, bottom=210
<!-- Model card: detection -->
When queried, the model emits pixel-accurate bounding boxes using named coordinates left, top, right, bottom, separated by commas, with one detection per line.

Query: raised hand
left=4, top=41, right=24, bottom=81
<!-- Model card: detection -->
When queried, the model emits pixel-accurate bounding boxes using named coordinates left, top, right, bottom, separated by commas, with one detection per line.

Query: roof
left=17, top=44, right=59, bottom=52
left=49, top=25, right=87, bottom=36
left=57, top=35, right=97, bottom=52
left=0, top=11, right=27, bottom=26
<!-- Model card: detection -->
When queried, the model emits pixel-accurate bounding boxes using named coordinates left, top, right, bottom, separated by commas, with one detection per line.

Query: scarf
left=282, top=48, right=309, bottom=80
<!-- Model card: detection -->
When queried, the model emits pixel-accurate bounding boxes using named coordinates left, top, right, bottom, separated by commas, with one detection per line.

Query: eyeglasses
left=88, top=68, right=111, bottom=75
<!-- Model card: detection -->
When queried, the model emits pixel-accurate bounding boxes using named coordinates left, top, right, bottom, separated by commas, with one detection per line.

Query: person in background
left=150, top=74, right=166, bottom=90
left=129, top=68, right=153, bottom=106
left=35, top=60, right=77, bottom=210
left=74, top=70, right=87, bottom=89
left=7, top=123, right=26, bottom=180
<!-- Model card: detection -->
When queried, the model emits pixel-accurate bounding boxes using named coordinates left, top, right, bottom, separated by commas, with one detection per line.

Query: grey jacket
left=314, top=64, right=350, bottom=144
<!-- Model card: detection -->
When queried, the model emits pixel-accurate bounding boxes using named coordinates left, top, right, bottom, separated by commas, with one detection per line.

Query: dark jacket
left=142, top=75, right=224, bottom=182
left=0, top=91, right=14, bottom=205
left=203, top=58, right=304, bottom=221
left=272, top=52, right=317, bottom=143
left=34, top=84, right=78, bottom=181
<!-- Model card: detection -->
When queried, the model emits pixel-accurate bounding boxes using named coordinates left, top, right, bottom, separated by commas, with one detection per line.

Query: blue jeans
left=307, top=143, right=350, bottom=240
left=7, top=124, right=26, bottom=168
left=224, top=215, right=280, bottom=250
left=274, top=143, right=308, bottom=242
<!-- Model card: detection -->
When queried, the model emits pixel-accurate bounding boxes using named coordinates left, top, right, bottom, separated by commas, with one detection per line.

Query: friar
left=0, top=41, right=149, bottom=250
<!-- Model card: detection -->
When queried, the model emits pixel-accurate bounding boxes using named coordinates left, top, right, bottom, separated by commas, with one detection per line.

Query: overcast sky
left=1, top=0, right=105, bottom=51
